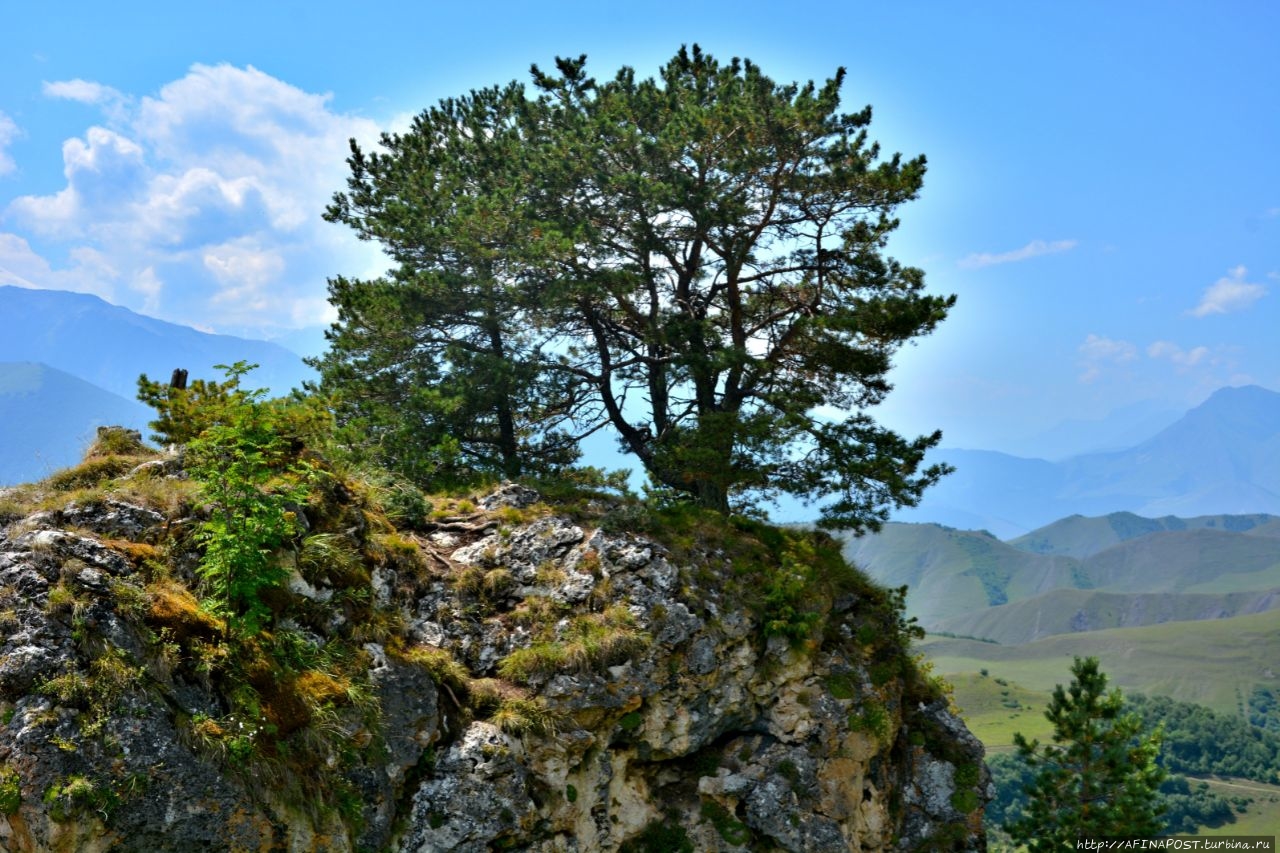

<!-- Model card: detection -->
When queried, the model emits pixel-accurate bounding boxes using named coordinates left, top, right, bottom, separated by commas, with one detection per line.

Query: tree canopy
left=1007, top=657, right=1166, bottom=846
left=316, top=45, right=953, bottom=530
left=316, top=82, right=586, bottom=483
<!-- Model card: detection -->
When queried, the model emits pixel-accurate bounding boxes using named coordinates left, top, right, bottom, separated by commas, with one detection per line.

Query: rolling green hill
left=1086, top=528, right=1280, bottom=593
left=934, top=586, right=1280, bottom=645
left=845, top=516, right=1280, bottom=639
left=1010, top=511, right=1280, bottom=559
left=839, top=522, right=1080, bottom=626
left=943, top=672, right=1053, bottom=751
left=959, top=672, right=1280, bottom=839
left=920, top=608, right=1280, bottom=714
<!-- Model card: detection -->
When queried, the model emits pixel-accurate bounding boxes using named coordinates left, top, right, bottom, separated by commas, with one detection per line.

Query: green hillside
left=840, top=523, right=1080, bottom=625
left=1010, top=511, right=1280, bottom=559
left=944, top=672, right=1053, bottom=752
left=920, top=608, right=1280, bottom=714
left=961, top=670, right=1280, bottom=839
left=935, top=586, right=1280, bottom=644
left=1196, top=778, right=1280, bottom=835
left=846, top=517, right=1280, bottom=637
left=1243, top=516, right=1280, bottom=539
left=1085, top=528, right=1280, bottom=593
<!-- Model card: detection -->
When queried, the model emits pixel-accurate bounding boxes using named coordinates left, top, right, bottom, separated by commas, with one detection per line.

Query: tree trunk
left=693, top=479, right=730, bottom=514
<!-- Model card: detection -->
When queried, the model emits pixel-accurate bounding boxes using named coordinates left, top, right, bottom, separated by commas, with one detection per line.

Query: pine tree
left=316, top=83, right=587, bottom=482
left=1007, top=657, right=1165, bottom=848
left=320, top=46, right=954, bottom=529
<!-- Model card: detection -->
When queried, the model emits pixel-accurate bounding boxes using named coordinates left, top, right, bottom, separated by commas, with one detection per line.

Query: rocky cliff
left=0, top=432, right=987, bottom=851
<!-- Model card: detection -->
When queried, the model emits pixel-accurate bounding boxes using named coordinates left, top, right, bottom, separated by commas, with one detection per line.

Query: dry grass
left=145, top=578, right=225, bottom=641
left=490, top=697, right=564, bottom=736
left=397, top=644, right=470, bottom=702
left=83, top=428, right=153, bottom=459
left=43, top=455, right=149, bottom=492
left=498, top=605, right=650, bottom=683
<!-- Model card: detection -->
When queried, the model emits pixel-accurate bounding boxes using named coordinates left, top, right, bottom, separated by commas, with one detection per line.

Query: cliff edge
left=0, top=431, right=987, bottom=851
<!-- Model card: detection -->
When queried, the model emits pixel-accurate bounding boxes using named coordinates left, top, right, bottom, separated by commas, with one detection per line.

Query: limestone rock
left=58, top=499, right=165, bottom=542
left=0, top=477, right=986, bottom=852
left=400, top=723, right=536, bottom=852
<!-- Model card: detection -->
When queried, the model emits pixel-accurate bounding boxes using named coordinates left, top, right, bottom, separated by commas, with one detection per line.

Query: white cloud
left=1189, top=266, right=1267, bottom=317
left=43, top=79, right=132, bottom=124
left=1147, top=340, right=1209, bottom=367
left=1077, top=334, right=1136, bottom=384
left=5, top=64, right=385, bottom=334
left=43, top=79, right=125, bottom=106
left=202, top=239, right=287, bottom=320
left=1146, top=340, right=1247, bottom=391
left=131, top=266, right=164, bottom=314
left=0, top=231, right=120, bottom=300
left=203, top=239, right=285, bottom=289
left=0, top=111, right=19, bottom=175
left=10, top=127, right=147, bottom=238
left=134, top=64, right=373, bottom=230
left=959, top=238, right=1078, bottom=270
left=67, top=246, right=118, bottom=280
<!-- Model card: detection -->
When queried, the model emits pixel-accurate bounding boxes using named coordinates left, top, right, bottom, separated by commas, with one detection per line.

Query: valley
left=850, top=392, right=1280, bottom=837
left=843, top=512, right=1280, bottom=643
left=950, top=669, right=1280, bottom=838
left=847, top=497, right=1280, bottom=835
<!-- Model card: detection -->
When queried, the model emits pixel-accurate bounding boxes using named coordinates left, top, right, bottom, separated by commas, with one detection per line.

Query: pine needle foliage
left=319, top=45, right=953, bottom=531
left=1007, top=657, right=1165, bottom=847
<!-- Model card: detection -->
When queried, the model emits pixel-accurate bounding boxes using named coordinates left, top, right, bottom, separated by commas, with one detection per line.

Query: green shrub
left=825, top=673, right=857, bottom=701
left=368, top=473, right=433, bottom=529
left=618, top=711, right=644, bottom=731
left=42, top=775, right=116, bottom=823
left=760, top=536, right=824, bottom=641
left=0, top=765, right=20, bottom=815
left=849, top=701, right=893, bottom=746
left=950, top=763, right=980, bottom=813
left=176, top=364, right=318, bottom=634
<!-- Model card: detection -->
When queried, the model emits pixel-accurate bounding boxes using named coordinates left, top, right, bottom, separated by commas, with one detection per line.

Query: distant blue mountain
left=0, top=362, right=151, bottom=486
left=1000, top=399, right=1182, bottom=460
left=898, top=385, right=1280, bottom=537
left=0, top=286, right=314, bottom=400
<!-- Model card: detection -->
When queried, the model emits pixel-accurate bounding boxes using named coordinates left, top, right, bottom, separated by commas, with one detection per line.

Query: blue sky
left=2, top=1, right=1276, bottom=457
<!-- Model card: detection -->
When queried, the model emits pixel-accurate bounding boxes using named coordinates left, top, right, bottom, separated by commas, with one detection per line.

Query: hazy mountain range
left=997, top=399, right=1182, bottom=461
left=0, top=362, right=152, bottom=486
left=0, top=286, right=312, bottom=402
left=0, top=286, right=313, bottom=485
left=896, top=384, right=1280, bottom=537
left=843, top=511, right=1280, bottom=644
left=3, top=283, right=1279, bottom=537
